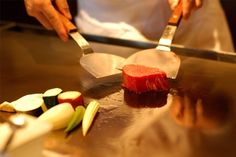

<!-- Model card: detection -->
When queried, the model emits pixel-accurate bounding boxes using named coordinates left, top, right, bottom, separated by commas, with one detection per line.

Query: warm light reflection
left=10, top=115, right=26, bottom=127
left=170, top=93, right=230, bottom=130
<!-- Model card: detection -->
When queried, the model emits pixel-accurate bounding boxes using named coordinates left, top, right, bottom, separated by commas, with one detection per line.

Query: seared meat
left=122, top=64, right=169, bottom=93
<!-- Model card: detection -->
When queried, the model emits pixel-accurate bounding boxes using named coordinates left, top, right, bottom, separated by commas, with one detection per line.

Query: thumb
left=54, top=0, right=72, bottom=19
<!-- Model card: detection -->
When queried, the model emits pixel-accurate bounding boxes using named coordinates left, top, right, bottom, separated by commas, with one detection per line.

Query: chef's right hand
left=24, top=0, right=72, bottom=41
left=168, top=0, right=203, bottom=19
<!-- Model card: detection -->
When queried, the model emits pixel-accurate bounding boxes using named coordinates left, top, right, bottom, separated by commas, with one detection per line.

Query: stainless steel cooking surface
left=1, top=24, right=236, bottom=157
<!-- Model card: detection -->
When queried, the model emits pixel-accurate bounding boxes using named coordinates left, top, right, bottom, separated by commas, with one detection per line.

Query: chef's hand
left=168, top=0, right=202, bottom=19
left=24, top=0, right=72, bottom=41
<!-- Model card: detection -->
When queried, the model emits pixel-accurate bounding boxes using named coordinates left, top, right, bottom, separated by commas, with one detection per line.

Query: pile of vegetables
left=0, top=88, right=100, bottom=136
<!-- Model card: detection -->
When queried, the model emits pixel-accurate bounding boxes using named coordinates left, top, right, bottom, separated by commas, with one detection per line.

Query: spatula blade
left=80, top=53, right=125, bottom=78
left=117, top=49, right=180, bottom=79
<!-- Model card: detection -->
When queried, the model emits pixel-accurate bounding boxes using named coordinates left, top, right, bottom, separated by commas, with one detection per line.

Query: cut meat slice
left=122, top=64, right=170, bottom=93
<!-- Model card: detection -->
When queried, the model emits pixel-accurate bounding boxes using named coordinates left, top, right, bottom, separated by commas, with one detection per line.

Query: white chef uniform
left=75, top=0, right=234, bottom=52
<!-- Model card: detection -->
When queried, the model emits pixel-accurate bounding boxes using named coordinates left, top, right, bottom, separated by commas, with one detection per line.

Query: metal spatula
left=117, top=1, right=183, bottom=79
left=61, top=15, right=125, bottom=78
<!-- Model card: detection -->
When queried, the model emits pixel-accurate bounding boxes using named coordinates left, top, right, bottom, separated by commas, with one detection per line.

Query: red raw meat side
left=122, top=64, right=170, bottom=93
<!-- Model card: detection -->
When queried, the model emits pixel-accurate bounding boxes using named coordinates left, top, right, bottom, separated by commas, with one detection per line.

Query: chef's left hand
left=168, top=0, right=203, bottom=19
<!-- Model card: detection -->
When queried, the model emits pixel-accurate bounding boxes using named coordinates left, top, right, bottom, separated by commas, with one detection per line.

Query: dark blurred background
left=0, top=0, right=78, bottom=23
left=0, top=0, right=235, bottom=50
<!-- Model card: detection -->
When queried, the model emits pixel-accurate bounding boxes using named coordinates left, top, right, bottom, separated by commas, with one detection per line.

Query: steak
left=122, top=64, right=169, bottom=93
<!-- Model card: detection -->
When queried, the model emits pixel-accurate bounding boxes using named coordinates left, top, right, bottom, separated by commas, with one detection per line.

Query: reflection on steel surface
left=123, top=89, right=168, bottom=108
left=170, top=94, right=230, bottom=130
left=80, top=53, right=125, bottom=78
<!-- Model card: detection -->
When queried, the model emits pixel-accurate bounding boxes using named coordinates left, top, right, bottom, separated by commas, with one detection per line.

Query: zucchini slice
left=11, top=94, right=45, bottom=117
left=43, top=88, right=63, bottom=110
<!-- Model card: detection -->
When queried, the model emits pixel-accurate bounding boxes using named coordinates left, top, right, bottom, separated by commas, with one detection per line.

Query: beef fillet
left=122, top=64, right=169, bottom=93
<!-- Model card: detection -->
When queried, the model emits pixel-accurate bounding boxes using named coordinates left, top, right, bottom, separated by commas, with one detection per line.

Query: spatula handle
left=168, top=1, right=183, bottom=26
left=59, top=14, right=94, bottom=54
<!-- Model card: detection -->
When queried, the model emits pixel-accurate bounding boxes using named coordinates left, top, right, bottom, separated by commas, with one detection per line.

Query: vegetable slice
left=82, top=100, right=100, bottom=136
left=58, top=91, right=84, bottom=109
left=0, top=101, right=16, bottom=113
left=11, top=94, right=45, bottom=116
left=38, top=103, right=74, bottom=130
left=64, top=106, right=85, bottom=133
left=43, top=88, right=63, bottom=110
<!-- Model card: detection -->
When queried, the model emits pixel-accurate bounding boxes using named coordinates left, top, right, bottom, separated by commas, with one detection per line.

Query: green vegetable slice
left=43, top=88, right=63, bottom=110
left=65, top=106, right=85, bottom=133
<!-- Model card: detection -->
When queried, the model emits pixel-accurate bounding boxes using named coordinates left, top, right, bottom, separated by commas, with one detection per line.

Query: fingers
left=183, top=0, right=203, bottom=19
left=34, top=12, right=53, bottom=30
left=24, top=0, right=34, bottom=16
left=168, top=0, right=180, bottom=10
left=59, top=13, right=77, bottom=32
left=24, top=0, right=69, bottom=41
left=168, top=0, right=203, bottom=19
left=182, top=0, right=194, bottom=19
left=195, top=0, right=202, bottom=8
left=55, top=0, right=72, bottom=19
left=42, top=4, right=68, bottom=41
